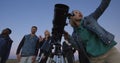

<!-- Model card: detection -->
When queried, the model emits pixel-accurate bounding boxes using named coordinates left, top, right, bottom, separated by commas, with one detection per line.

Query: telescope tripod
left=37, top=40, right=68, bottom=63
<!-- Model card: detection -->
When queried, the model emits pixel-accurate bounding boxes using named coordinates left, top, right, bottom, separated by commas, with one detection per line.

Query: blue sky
left=0, top=0, right=120, bottom=59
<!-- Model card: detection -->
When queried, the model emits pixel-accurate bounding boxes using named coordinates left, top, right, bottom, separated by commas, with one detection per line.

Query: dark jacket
left=62, top=41, right=75, bottom=63
left=39, top=36, right=52, bottom=57
left=0, top=34, right=13, bottom=63
left=62, top=41, right=75, bottom=56
left=38, top=37, right=52, bottom=63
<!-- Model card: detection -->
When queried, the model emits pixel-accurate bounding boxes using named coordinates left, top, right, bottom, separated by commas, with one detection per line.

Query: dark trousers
left=78, top=51, right=90, bottom=63
left=39, top=56, right=48, bottom=63
left=0, top=57, right=7, bottom=63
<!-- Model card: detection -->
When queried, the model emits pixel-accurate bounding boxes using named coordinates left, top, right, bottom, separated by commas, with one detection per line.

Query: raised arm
left=90, top=0, right=111, bottom=20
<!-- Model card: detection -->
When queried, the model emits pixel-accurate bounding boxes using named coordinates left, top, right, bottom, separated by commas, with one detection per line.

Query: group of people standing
left=0, top=26, right=76, bottom=63
left=1, top=0, right=120, bottom=63
left=16, top=26, right=75, bottom=63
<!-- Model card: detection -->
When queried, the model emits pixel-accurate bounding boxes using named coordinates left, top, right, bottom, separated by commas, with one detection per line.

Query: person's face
left=69, top=10, right=83, bottom=27
left=44, top=31, right=50, bottom=38
left=72, top=10, right=83, bottom=21
left=1, top=29, right=10, bottom=35
left=31, top=27, right=37, bottom=34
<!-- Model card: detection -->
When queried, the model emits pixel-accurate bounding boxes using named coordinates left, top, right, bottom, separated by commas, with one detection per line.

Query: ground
left=6, top=59, right=79, bottom=63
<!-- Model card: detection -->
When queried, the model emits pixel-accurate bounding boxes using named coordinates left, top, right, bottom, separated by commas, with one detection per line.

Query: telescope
left=52, top=4, right=69, bottom=42
left=37, top=4, right=69, bottom=63
left=51, top=4, right=69, bottom=57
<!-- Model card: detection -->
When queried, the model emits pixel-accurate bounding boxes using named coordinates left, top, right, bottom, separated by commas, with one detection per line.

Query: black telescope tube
left=52, top=4, right=69, bottom=42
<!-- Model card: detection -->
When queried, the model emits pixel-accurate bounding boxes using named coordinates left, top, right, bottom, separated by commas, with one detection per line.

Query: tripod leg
left=46, top=57, right=55, bottom=63
left=46, top=57, right=51, bottom=63
left=53, top=55, right=68, bottom=63
left=64, top=57, right=68, bottom=63
left=36, top=53, right=44, bottom=63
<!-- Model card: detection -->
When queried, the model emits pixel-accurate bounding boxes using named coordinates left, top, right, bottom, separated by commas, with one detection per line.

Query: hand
left=39, top=35, right=43, bottom=42
left=64, top=30, right=70, bottom=36
left=64, top=31, right=69, bottom=35
left=17, top=54, right=21, bottom=62
left=64, top=31, right=70, bottom=39
left=32, top=56, right=36, bottom=63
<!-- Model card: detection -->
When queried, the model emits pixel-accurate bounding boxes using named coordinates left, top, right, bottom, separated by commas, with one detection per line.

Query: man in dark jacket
left=0, top=28, right=13, bottom=63
left=62, top=32, right=76, bottom=63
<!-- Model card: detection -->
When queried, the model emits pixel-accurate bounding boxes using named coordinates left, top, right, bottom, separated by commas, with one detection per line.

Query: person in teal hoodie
left=67, top=0, right=120, bottom=63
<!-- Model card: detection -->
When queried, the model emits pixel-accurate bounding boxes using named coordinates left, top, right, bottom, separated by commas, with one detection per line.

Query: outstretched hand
left=39, top=35, right=43, bottom=42
left=63, top=30, right=70, bottom=40
left=64, top=30, right=69, bottom=35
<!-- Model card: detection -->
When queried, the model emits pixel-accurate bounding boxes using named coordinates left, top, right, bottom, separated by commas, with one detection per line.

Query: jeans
left=19, top=56, right=33, bottom=63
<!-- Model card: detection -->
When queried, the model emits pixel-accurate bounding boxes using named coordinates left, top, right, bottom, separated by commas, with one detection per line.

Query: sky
left=0, top=0, right=120, bottom=59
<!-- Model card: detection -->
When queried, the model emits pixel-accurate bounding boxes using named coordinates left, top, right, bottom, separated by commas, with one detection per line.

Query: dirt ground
left=6, top=59, right=79, bottom=63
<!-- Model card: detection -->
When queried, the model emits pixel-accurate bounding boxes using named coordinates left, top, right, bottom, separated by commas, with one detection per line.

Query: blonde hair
left=44, top=30, right=50, bottom=36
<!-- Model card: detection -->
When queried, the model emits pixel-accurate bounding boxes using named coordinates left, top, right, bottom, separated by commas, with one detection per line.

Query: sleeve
left=16, top=36, right=25, bottom=55
left=90, top=0, right=111, bottom=20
